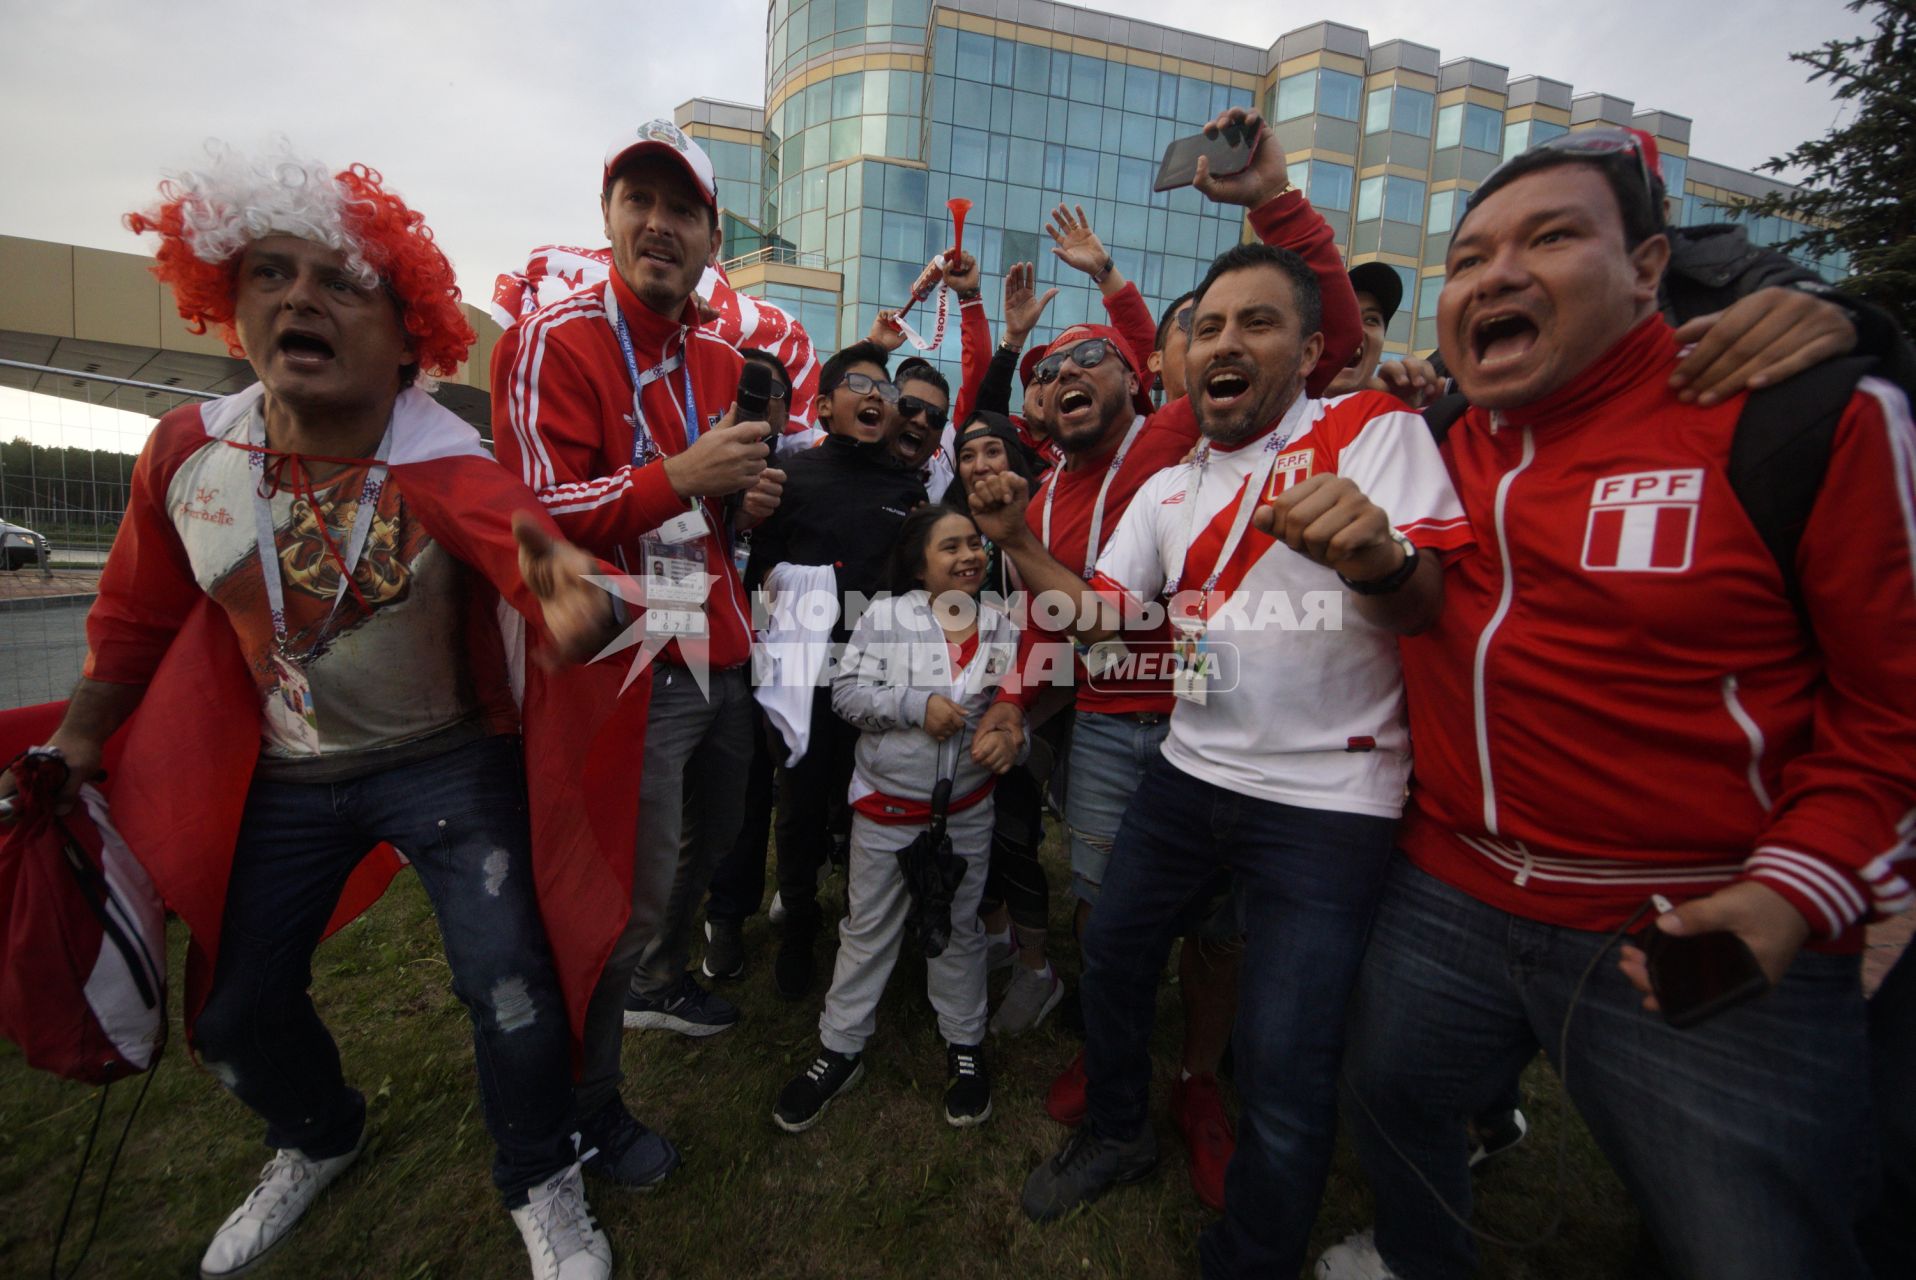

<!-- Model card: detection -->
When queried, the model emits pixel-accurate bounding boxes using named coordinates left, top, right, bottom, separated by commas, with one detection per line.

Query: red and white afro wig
left=124, top=143, right=475, bottom=379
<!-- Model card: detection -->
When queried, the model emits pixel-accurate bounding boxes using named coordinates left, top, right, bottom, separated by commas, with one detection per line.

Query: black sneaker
left=622, top=973, right=739, bottom=1036
left=702, top=918, right=745, bottom=982
left=1020, top=1124, right=1159, bottom=1222
left=577, top=1096, right=681, bottom=1191
left=1467, top=1107, right=1528, bottom=1169
left=944, top=1042, right=992, bottom=1128
left=773, top=1048, right=864, bottom=1133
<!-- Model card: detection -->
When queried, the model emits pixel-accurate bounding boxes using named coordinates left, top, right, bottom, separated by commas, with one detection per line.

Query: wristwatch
left=1339, top=529, right=1419, bottom=595
left=957, top=286, right=981, bottom=302
left=1090, top=257, right=1115, bottom=285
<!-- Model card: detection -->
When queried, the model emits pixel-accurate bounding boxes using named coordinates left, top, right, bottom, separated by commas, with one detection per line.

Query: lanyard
left=1166, top=406, right=1305, bottom=602
left=1041, top=413, right=1148, bottom=579
left=248, top=411, right=392, bottom=658
left=611, top=297, right=701, bottom=467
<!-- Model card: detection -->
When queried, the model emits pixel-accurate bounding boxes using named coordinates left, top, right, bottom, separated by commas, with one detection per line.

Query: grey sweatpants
left=577, top=665, right=753, bottom=1118
left=819, top=804, right=993, bottom=1055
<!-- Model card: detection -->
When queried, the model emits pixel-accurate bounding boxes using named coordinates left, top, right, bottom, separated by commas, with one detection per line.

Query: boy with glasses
left=744, top=342, right=929, bottom=997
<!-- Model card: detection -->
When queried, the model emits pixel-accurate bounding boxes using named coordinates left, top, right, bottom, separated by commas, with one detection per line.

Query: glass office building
left=683, top=0, right=1839, bottom=371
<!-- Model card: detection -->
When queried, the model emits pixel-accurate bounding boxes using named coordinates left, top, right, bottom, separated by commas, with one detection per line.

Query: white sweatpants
left=818, top=804, right=993, bottom=1055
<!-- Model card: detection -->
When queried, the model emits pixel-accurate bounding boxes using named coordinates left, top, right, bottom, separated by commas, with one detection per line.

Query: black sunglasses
left=830, top=371, right=901, bottom=402
left=1033, top=337, right=1120, bottom=385
left=897, top=395, right=948, bottom=432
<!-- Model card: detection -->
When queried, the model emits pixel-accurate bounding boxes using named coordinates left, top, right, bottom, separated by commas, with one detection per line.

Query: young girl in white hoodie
left=772, top=506, right=1027, bottom=1133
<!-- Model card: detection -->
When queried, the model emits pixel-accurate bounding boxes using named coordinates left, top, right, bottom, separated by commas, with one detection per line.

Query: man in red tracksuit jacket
left=490, top=119, right=783, bottom=1191
left=1318, top=134, right=1916, bottom=1280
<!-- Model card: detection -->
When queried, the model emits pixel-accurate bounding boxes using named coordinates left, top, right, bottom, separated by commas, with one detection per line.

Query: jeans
left=194, top=735, right=574, bottom=1202
left=1062, top=709, right=1169, bottom=903
left=1077, top=754, right=1395, bottom=1278
left=1344, top=859, right=1872, bottom=1280
left=703, top=704, right=779, bottom=925
left=1861, top=941, right=1914, bottom=1279
left=581, top=665, right=753, bottom=1115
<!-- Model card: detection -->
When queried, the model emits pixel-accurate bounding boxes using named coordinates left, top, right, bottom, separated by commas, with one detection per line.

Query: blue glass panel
left=1123, top=65, right=1156, bottom=115
left=1464, top=104, right=1501, bottom=153
left=1012, top=42, right=1049, bottom=94
left=1011, top=90, right=1047, bottom=139
left=1364, top=86, right=1391, bottom=135
left=1117, top=156, right=1153, bottom=205
left=1063, top=146, right=1098, bottom=197
left=990, top=86, right=1013, bottom=134
left=1417, top=272, right=1443, bottom=319
left=1067, top=101, right=1103, bottom=148
left=1121, top=112, right=1157, bottom=160
left=1320, top=70, right=1361, bottom=121
left=1070, top=53, right=1104, bottom=103
left=951, top=126, right=988, bottom=178
left=1383, top=176, right=1425, bottom=223
left=1097, top=153, right=1119, bottom=200
left=863, top=70, right=888, bottom=116
left=955, top=31, right=993, bottom=82
left=888, top=163, right=927, bottom=214
left=1177, top=75, right=1209, bottom=123
left=1042, top=143, right=1063, bottom=189
left=1009, top=136, right=1044, bottom=179
left=1275, top=73, right=1314, bottom=122
left=992, top=35, right=1016, bottom=88
left=1394, top=88, right=1434, bottom=136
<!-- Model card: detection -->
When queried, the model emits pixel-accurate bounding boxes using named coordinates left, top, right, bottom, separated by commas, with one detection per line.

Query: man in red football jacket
left=491, top=119, right=785, bottom=1190
left=1317, top=133, right=1916, bottom=1280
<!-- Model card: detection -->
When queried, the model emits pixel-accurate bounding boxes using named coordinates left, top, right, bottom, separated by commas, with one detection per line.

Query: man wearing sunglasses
left=1319, top=127, right=1916, bottom=1280
left=744, top=341, right=930, bottom=997
left=892, top=357, right=955, bottom=500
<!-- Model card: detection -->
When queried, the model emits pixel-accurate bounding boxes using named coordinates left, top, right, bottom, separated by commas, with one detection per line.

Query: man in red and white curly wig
left=2, top=144, right=633, bottom=1280
left=125, top=145, right=474, bottom=391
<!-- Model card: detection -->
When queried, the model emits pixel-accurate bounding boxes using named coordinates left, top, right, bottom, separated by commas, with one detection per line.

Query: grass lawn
left=0, top=836, right=1642, bottom=1279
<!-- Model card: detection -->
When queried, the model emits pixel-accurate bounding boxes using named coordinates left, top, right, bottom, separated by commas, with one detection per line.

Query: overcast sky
left=0, top=0, right=1870, bottom=305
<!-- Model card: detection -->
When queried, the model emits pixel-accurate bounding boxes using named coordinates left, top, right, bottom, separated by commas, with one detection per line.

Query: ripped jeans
left=195, top=734, right=575, bottom=1203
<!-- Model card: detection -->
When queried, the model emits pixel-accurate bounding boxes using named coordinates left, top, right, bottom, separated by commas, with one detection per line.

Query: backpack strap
left=1726, top=356, right=1875, bottom=620
left=1422, top=393, right=1471, bottom=446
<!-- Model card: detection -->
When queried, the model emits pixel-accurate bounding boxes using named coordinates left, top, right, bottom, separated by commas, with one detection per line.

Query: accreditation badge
left=265, top=651, right=322, bottom=755
left=1170, top=616, right=1212, bottom=706
left=640, top=530, right=711, bottom=638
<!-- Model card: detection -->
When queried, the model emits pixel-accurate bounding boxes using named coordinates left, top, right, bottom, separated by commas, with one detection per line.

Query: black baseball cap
left=1347, top=262, right=1404, bottom=324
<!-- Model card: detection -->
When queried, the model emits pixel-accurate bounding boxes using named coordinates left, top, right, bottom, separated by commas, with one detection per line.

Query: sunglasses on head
left=1033, top=337, right=1120, bottom=385
left=831, top=371, right=900, bottom=402
left=1489, top=127, right=1662, bottom=231
left=897, top=395, right=948, bottom=432
left=1173, top=305, right=1195, bottom=335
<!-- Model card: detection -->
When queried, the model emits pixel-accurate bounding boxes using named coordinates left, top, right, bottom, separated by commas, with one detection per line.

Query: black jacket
left=744, top=433, right=927, bottom=638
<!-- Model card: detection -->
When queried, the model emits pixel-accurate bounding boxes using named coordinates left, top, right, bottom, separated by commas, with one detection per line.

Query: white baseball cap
left=603, top=119, right=718, bottom=208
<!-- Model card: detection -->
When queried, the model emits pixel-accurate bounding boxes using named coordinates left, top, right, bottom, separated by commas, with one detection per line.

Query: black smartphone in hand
left=1154, top=120, right=1259, bottom=193
left=1640, top=905, right=1770, bottom=1029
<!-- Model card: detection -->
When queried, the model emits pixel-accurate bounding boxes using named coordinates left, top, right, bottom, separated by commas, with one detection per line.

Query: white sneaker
left=989, top=963, right=1064, bottom=1035
left=1315, top=1229, right=1399, bottom=1280
left=511, top=1162, right=611, bottom=1280
left=199, top=1131, right=367, bottom=1278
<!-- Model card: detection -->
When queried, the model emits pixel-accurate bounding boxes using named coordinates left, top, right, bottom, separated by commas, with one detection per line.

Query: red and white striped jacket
left=1399, top=317, right=1916, bottom=945
left=490, top=271, right=752, bottom=670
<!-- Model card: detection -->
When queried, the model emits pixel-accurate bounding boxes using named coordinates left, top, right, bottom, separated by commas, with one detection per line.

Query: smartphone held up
left=1154, top=117, right=1262, bottom=193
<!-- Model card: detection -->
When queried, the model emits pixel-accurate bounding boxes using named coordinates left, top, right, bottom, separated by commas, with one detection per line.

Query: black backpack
left=1421, top=356, right=1878, bottom=620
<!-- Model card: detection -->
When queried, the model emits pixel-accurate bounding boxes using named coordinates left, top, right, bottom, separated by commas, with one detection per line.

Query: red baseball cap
left=603, top=119, right=718, bottom=208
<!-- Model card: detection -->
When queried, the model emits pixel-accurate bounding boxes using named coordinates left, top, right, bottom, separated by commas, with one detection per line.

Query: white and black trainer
left=772, top=1047, right=864, bottom=1133
left=199, top=1130, right=367, bottom=1278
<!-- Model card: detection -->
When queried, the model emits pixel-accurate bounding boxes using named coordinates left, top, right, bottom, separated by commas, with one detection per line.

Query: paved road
left=1, top=595, right=91, bottom=710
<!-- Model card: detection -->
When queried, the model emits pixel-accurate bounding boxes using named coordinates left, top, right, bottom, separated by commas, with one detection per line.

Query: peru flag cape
left=0, top=383, right=649, bottom=1061
left=491, top=246, right=821, bottom=432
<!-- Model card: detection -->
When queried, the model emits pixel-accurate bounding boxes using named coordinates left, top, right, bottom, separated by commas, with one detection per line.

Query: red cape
left=1, top=385, right=649, bottom=1063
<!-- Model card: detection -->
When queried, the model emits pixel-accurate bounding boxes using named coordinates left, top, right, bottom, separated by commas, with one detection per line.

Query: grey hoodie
left=832, top=589, right=1027, bottom=812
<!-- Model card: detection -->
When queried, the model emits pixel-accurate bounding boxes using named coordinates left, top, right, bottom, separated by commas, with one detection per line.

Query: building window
left=1366, top=85, right=1433, bottom=136
left=1437, top=102, right=1501, bottom=152
left=1358, top=174, right=1426, bottom=223
left=1307, top=160, right=1353, bottom=212
left=1427, top=188, right=1461, bottom=233
left=1275, top=72, right=1315, bottom=122
left=1502, top=118, right=1568, bottom=161
left=1417, top=272, right=1443, bottom=319
left=1320, top=70, right=1362, bottom=121
left=1660, top=152, right=1687, bottom=204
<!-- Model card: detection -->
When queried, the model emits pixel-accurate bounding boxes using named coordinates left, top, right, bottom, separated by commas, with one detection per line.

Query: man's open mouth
left=898, top=427, right=926, bottom=453
left=1203, top=366, right=1252, bottom=408
left=1057, top=387, right=1093, bottom=416
left=276, top=329, right=336, bottom=367
left=1470, top=312, right=1541, bottom=367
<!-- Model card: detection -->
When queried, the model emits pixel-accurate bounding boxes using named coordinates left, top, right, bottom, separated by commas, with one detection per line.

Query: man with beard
left=493, top=120, right=783, bottom=1190
left=1317, top=130, right=1915, bottom=1280
left=967, top=103, right=1364, bottom=1215
left=971, top=236, right=1469, bottom=1275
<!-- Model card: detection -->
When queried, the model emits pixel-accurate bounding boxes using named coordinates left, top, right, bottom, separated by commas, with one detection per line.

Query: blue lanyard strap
left=611, top=298, right=701, bottom=468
